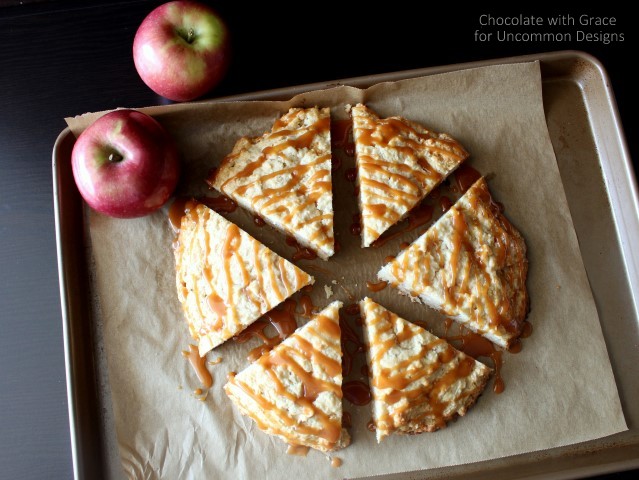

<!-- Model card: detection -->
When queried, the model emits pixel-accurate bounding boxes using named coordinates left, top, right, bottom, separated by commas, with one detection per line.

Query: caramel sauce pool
left=344, top=303, right=360, bottom=316
left=199, top=194, right=237, bottom=214
left=366, top=280, right=388, bottom=292
left=345, top=167, right=358, bottom=182
left=286, top=237, right=318, bottom=261
left=342, top=380, right=372, bottom=406
left=454, top=164, right=482, bottom=193
left=439, top=196, right=453, bottom=213
left=331, top=119, right=355, bottom=157
left=340, top=315, right=366, bottom=378
left=350, top=214, right=362, bottom=236
left=342, top=411, right=352, bottom=428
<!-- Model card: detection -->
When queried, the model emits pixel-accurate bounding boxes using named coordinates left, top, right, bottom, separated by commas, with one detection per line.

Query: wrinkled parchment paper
left=66, top=62, right=627, bottom=480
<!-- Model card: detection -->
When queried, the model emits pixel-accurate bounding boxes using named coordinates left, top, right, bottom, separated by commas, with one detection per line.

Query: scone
left=175, top=203, right=313, bottom=356
left=378, top=177, right=528, bottom=349
left=224, top=301, right=351, bottom=452
left=209, top=107, right=335, bottom=260
left=360, top=297, right=491, bottom=443
left=351, top=104, right=469, bottom=247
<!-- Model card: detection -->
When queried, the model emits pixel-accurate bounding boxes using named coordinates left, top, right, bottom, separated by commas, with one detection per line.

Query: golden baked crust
left=224, top=301, right=351, bottom=452
left=209, top=107, right=335, bottom=260
left=174, top=203, right=313, bottom=356
left=351, top=104, right=469, bottom=247
left=378, top=177, right=529, bottom=348
left=359, top=298, right=491, bottom=443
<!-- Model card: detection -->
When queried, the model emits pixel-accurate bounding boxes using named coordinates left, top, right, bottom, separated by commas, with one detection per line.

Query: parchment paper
left=66, top=61, right=627, bottom=480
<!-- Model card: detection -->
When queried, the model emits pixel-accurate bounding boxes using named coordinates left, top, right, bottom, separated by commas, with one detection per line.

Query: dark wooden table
left=0, top=1, right=636, bottom=478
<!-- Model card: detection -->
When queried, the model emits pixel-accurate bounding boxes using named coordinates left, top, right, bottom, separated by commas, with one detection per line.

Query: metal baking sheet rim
left=53, top=50, right=639, bottom=480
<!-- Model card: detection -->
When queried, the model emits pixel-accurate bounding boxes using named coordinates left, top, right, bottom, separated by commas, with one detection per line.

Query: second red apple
left=133, top=1, right=230, bottom=102
left=71, top=109, right=180, bottom=218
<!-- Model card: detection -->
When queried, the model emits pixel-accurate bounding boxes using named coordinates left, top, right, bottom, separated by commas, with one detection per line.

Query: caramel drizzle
left=177, top=204, right=309, bottom=347
left=222, top=222, right=242, bottom=331
left=389, top=179, right=524, bottom=338
left=169, top=196, right=235, bottom=235
left=218, top=111, right=333, bottom=252
left=353, top=108, right=466, bottom=244
left=286, top=444, right=310, bottom=457
left=252, top=239, right=268, bottom=308
left=366, top=305, right=480, bottom=431
left=180, top=207, right=216, bottom=339
left=182, top=344, right=213, bottom=389
left=226, top=312, right=343, bottom=447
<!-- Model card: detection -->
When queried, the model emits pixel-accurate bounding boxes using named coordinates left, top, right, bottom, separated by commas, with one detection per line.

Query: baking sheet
left=65, top=60, right=627, bottom=478
left=53, top=53, right=639, bottom=480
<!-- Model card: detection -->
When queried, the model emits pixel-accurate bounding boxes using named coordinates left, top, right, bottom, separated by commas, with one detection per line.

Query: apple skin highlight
left=133, top=1, right=230, bottom=102
left=71, top=109, right=180, bottom=218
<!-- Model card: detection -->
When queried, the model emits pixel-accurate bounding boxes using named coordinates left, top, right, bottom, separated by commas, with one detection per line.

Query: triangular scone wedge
left=378, top=177, right=528, bottom=349
left=175, top=203, right=313, bottom=356
left=360, top=297, right=491, bottom=443
left=351, top=104, right=469, bottom=247
left=209, top=107, right=335, bottom=260
left=224, top=301, right=351, bottom=452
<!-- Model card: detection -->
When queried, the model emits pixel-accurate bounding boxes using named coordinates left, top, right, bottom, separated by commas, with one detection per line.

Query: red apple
left=133, top=1, right=230, bottom=102
left=71, top=109, right=180, bottom=218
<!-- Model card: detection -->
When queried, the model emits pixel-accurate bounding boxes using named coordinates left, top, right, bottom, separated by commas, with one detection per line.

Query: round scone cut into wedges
left=225, top=301, right=351, bottom=452
left=359, top=297, right=492, bottom=443
left=209, top=107, right=335, bottom=260
left=174, top=203, right=313, bottom=356
left=378, top=177, right=529, bottom=349
left=350, top=104, right=469, bottom=248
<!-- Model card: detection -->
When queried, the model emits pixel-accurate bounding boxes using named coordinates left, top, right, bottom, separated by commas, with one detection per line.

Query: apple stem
left=108, top=152, right=123, bottom=163
left=176, top=27, right=196, bottom=44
